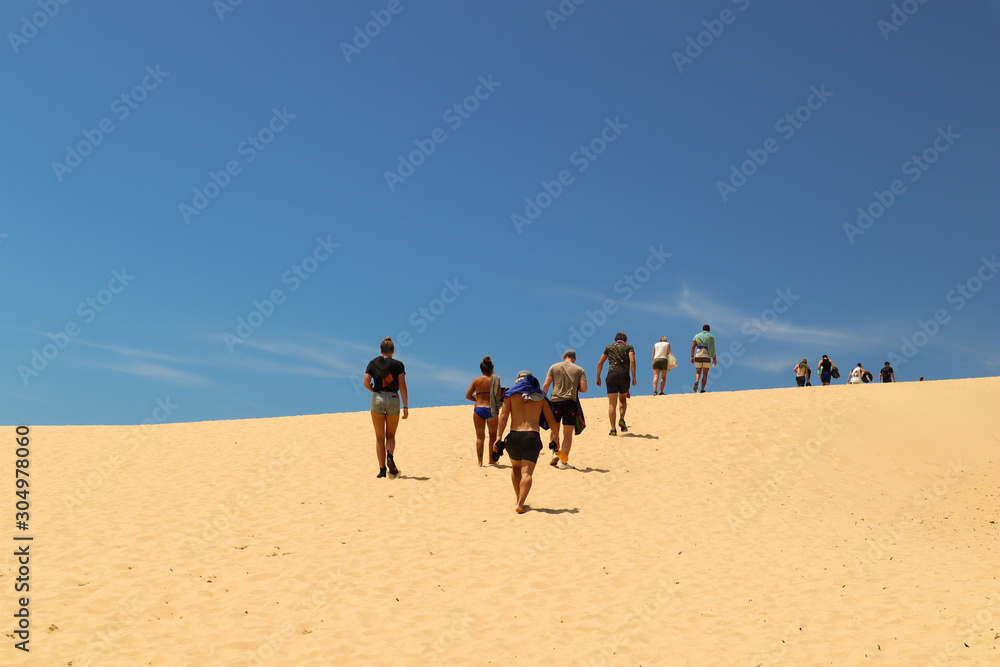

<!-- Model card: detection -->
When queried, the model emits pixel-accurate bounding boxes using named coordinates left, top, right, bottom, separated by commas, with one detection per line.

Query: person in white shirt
left=651, top=337, right=672, bottom=395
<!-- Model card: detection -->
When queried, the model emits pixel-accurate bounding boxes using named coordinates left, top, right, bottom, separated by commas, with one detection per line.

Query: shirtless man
left=493, top=371, right=558, bottom=514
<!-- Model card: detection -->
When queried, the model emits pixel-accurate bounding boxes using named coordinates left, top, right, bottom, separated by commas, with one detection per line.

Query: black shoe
left=377, top=468, right=387, bottom=478
left=387, top=458, right=398, bottom=477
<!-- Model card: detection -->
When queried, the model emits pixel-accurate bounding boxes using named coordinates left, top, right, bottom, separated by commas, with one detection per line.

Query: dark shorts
left=605, top=371, right=630, bottom=395
left=504, top=431, right=543, bottom=463
left=821, top=371, right=832, bottom=383
left=796, top=376, right=806, bottom=387
left=652, top=358, right=670, bottom=371
left=550, top=400, right=578, bottom=425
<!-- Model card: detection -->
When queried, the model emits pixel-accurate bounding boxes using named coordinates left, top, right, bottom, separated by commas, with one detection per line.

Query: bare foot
left=515, top=505, right=526, bottom=514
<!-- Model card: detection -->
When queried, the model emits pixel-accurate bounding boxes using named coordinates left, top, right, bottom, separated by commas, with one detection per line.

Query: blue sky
left=2, top=1, right=998, bottom=425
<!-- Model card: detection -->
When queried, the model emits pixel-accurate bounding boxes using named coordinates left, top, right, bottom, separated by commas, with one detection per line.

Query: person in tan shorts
left=690, top=324, right=716, bottom=393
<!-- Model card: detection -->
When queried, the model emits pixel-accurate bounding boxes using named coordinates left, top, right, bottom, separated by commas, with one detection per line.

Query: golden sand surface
left=3, top=377, right=998, bottom=665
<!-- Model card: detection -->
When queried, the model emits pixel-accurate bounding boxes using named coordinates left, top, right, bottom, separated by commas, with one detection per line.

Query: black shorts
left=504, top=431, right=543, bottom=463
left=605, top=371, right=630, bottom=395
left=550, top=400, right=578, bottom=425
left=796, top=376, right=806, bottom=387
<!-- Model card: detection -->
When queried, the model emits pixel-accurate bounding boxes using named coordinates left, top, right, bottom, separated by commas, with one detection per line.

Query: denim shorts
left=371, top=391, right=400, bottom=416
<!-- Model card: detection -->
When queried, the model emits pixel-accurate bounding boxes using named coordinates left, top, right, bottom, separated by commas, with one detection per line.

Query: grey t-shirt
left=546, top=361, right=586, bottom=402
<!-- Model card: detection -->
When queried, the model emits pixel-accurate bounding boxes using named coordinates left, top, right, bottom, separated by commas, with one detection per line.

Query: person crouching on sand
left=466, top=356, right=499, bottom=467
left=364, top=337, right=408, bottom=478
left=493, top=370, right=557, bottom=514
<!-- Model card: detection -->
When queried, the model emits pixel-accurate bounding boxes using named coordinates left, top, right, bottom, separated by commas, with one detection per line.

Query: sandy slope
left=2, top=377, right=998, bottom=665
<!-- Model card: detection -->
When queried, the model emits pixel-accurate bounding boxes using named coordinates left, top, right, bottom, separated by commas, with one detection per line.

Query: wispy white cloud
left=624, top=285, right=864, bottom=348
left=67, top=357, right=212, bottom=386
left=223, top=331, right=470, bottom=390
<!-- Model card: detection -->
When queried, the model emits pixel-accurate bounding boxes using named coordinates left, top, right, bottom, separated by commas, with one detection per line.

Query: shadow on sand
left=620, top=432, right=659, bottom=439
left=574, top=467, right=610, bottom=474
left=529, top=507, right=580, bottom=515
left=395, top=475, right=430, bottom=481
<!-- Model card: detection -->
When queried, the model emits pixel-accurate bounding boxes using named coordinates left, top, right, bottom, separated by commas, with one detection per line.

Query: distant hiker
left=793, top=359, right=809, bottom=387
left=879, top=362, right=895, bottom=383
left=596, top=332, right=636, bottom=435
left=690, top=324, right=716, bottom=393
left=364, top=337, right=408, bottom=478
left=817, top=355, right=836, bottom=386
left=466, top=356, right=499, bottom=466
left=651, top=336, right=673, bottom=395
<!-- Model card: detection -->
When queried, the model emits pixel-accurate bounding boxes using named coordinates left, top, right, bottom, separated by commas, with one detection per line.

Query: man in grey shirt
left=542, top=350, right=588, bottom=469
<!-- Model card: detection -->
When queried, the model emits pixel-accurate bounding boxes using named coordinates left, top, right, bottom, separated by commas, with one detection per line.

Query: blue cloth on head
left=505, top=375, right=553, bottom=431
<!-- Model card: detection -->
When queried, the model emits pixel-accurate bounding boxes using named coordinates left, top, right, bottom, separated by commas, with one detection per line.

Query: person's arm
left=595, top=354, right=607, bottom=386
left=690, top=340, right=697, bottom=363
left=578, top=372, right=588, bottom=394
left=665, top=343, right=671, bottom=357
left=542, top=371, right=552, bottom=395
left=541, top=400, right=557, bottom=432
left=891, top=372, right=895, bottom=382
left=629, top=350, right=637, bottom=386
left=493, top=398, right=510, bottom=451
left=363, top=373, right=375, bottom=393
left=652, top=347, right=657, bottom=364
left=398, top=373, right=408, bottom=419
left=466, top=379, right=477, bottom=402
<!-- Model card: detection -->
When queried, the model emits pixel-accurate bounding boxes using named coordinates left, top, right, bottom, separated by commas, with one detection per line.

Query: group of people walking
left=361, top=326, right=726, bottom=513
left=362, top=330, right=904, bottom=513
left=792, top=356, right=896, bottom=386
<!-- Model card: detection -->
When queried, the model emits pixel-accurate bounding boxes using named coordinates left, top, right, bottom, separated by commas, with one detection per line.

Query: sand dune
left=3, top=377, right=998, bottom=665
